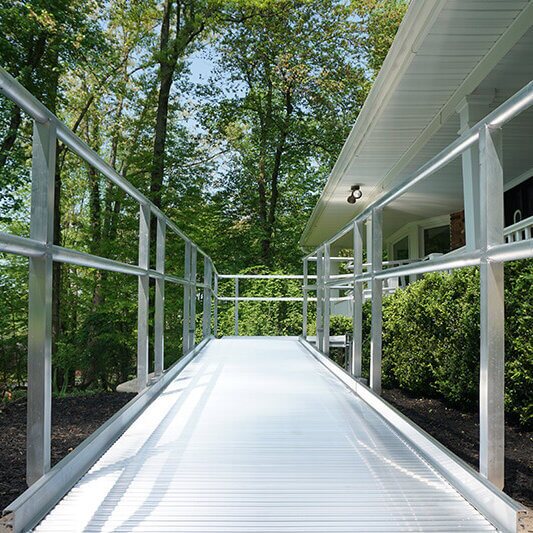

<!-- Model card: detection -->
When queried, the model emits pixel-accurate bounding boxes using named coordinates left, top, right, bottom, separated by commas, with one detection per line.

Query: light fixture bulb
left=347, top=185, right=362, bottom=204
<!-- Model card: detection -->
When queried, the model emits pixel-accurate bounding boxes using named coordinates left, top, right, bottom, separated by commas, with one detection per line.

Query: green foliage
left=504, top=261, right=533, bottom=427
left=382, top=268, right=480, bottom=400
left=322, top=262, right=532, bottom=428
left=216, top=266, right=305, bottom=336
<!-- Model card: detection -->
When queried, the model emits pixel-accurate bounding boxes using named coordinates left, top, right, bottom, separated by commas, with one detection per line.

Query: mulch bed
left=0, top=392, right=135, bottom=511
left=382, top=388, right=533, bottom=509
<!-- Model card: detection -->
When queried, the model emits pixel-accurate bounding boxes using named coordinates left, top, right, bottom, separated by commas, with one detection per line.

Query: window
left=504, top=175, right=532, bottom=226
left=423, top=225, right=450, bottom=255
left=392, top=236, right=409, bottom=261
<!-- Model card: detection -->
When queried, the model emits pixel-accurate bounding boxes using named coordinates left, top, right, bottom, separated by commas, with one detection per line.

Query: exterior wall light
left=347, top=185, right=362, bottom=204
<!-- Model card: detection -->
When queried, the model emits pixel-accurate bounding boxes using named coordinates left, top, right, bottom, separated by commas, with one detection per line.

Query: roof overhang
left=300, top=0, right=533, bottom=250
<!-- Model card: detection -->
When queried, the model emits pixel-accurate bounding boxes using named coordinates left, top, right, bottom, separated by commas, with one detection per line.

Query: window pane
left=393, top=236, right=409, bottom=260
left=424, top=225, right=450, bottom=255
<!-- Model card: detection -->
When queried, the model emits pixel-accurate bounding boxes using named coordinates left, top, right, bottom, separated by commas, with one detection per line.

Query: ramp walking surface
left=35, top=338, right=496, bottom=532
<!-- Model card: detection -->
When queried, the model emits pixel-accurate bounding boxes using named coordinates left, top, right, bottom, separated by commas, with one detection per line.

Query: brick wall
left=450, top=210, right=465, bottom=250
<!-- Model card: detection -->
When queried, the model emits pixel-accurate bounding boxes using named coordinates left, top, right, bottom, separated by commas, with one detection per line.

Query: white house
left=301, top=0, right=533, bottom=270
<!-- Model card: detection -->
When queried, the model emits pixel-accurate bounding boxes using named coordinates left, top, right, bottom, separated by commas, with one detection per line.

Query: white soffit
left=300, top=0, right=533, bottom=249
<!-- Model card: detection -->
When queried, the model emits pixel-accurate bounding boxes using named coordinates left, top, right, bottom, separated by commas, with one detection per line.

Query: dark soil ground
left=0, top=392, right=135, bottom=511
left=382, top=388, right=533, bottom=509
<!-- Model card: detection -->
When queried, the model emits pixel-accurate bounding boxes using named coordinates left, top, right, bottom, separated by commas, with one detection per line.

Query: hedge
left=358, top=260, right=532, bottom=429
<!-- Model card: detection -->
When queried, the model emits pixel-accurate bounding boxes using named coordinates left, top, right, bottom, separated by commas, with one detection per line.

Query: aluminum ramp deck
left=35, top=338, right=496, bottom=532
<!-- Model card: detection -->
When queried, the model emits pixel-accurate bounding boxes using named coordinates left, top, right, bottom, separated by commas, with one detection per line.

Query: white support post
left=302, top=259, right=308, bottom=339
left=189, top=245, right=197, bottom=349
left=370, top=209, right=383, bottom=394
left=182, top=241, right=191, bottom=355
left=323, top=243, right=331, bottom=356
left=136, top=203, right=150, bottom=390
left=479, top=124, right=505, bottom=489
left=457, top=94, right=494, bottom=251
left=213, top=273, right=218, bottom=337
left=154, top=218, right=165, bottom=378
left=234, top=277, right=239, bottom=336
left=202, top=259, right=212, bottom=338
left=352, top=220, right=364, bottom=378
left=27, top=119, right=56, bottom=486
left=316, top=248, right=324, bottom=352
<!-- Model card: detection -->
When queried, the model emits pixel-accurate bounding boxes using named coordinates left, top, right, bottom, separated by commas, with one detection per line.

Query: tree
left=199, top=0, right=405, bottom=269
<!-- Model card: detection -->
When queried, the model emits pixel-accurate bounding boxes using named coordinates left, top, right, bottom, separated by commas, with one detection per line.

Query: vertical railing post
left=479, top=124, right=505, bottom=489
left=302, top=258, right=308, bottom=339
left=154, top=218, right=165, bottom=377
left=370, top=208, right=383, bottom=394
left=27, top=119, right=56, bottom=486
left=352, top=220, right=364, bottom=378
left=136, top=203, right=150, bottom=390
left=316, top=249, right=324, bottom=352
left=202, top=258, right=212, bottom=338
left=182, top=241, right=191, bottom=355
left=213, top=273, right=218, bottom=337
left=189, top=245, right=197, bottom=349
left=234, top=277, right=239, bottom=336
left=323, top=243, right=331, bottom=356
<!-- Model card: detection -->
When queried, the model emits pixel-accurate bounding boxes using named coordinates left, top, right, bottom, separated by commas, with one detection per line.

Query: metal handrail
left=304, top=77, right=533, bottom=499
left=0, top=66, right=219, bottom=487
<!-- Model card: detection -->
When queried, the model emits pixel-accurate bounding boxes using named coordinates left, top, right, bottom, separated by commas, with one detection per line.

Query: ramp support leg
left=370, top=208, right=383, bottom=394
left=302, top=258, right=308, bottom=339
left=202, top=259, right=212, bottom=338
left=323, top=243, right=331, bottom=355
left=137, top=203, right=150, bottom=390
left=234, top=277, right=239, bottom=335
left=27, top=119, right=56, bottom=485
left=479, top=124, right=505, bottom=489
left=352, top=220, right=364, bottom=378
left=183, top=241, right=191, bottom=354
left=316, top=248, right=324, bottom=352
left=154, top=218, right=165, bottom=377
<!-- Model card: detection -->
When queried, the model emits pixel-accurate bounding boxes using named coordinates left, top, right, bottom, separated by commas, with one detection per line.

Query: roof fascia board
left=300, top=0, right=446, bottom=246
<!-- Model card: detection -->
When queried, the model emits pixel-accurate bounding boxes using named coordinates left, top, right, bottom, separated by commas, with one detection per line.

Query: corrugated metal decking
left=35, top=338, right=497, bottom=532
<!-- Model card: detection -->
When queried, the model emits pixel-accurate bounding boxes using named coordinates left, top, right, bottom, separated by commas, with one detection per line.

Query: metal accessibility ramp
left=33, top=337, right=497, bottom=532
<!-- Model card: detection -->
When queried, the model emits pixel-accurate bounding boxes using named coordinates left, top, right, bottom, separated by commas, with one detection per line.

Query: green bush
left=327, top=260, right=533, bottom=429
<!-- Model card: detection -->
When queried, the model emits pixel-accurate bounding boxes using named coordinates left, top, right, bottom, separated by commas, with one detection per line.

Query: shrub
left=327, top=259, right=533, bottom=429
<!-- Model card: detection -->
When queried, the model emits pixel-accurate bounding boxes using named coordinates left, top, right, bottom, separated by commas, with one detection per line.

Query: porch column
left=457, top=92, right=494, bottom=251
